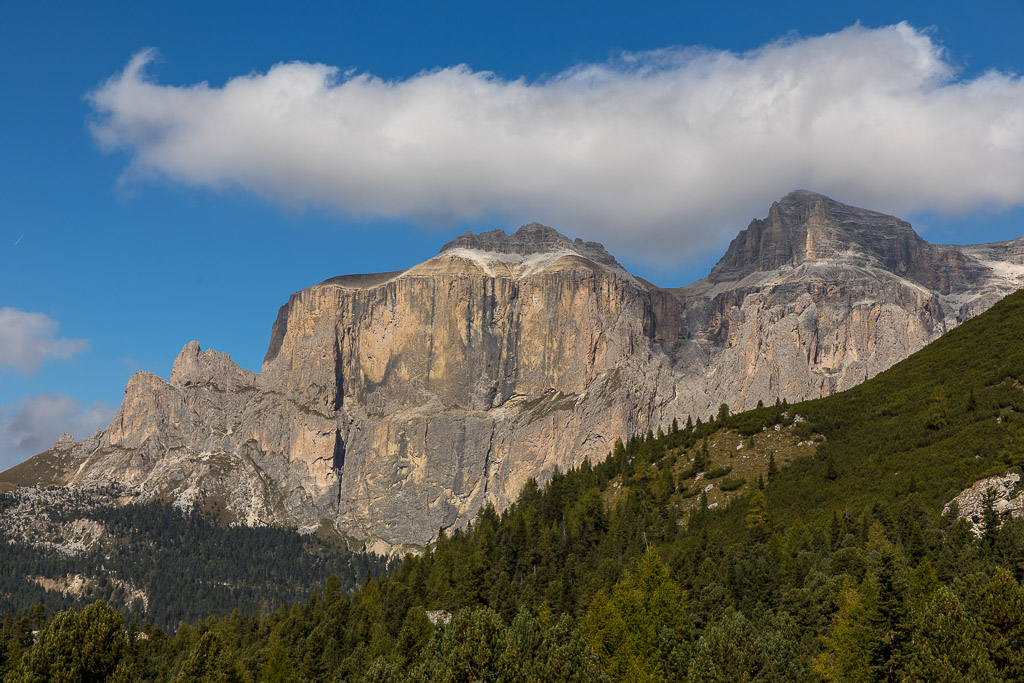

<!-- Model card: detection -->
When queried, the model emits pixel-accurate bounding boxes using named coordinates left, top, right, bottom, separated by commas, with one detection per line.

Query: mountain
left=3, top=190, right=1023, bottom=550
left=9, top=287, right=1024, bottom=681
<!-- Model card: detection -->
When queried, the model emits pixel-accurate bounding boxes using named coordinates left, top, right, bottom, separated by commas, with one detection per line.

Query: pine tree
left=814, top=577, right=880, bottom=683
left=745, top=489, right=768, bottom=541
left=323, top=574, right=341, bottom=606
left=978, top=568, right=1024, bottom=678
left=581, top=549, right=685, bottom=682
left=261, top=638, right=295, bottom=683
left=15, top=602, right=132, bottom=683
left=873, top=544, right=908, bottom=677
left=907, top=559, right=939, bottom=614
left=693, top=439, right=710, bottom=473
left=982, top=487, right=1001, bottom=543
left=829, top=511, right=844, bottom=550
left=688, top=609, right=808, bottom=682
left=580, top=590, right=623, bottom=674
left=767, top=453, right=779, bottom=483
left=613, top=438, right=626, bottom=460
left=396, top=608, right=434, bottom=667
left=902, top=586, right=1000, bottom=681
left=175, top=631, right=244, bottom=683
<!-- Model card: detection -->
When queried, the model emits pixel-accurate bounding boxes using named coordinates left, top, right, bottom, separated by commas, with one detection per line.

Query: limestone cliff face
left=668, top=191, right=1024, bottom=417
left=5, top=193, right=1023, bottom=550
left=254, top=226, right=671, bottom=545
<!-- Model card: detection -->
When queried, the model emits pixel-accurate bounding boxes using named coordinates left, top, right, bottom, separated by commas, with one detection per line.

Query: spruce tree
left=745, top=489, right=768, bottom=541
left=694, top=439, right=710, bottom=473
left=814, top=578, right=880, bottom=683
left=982, top=487, right=1001, bottom=544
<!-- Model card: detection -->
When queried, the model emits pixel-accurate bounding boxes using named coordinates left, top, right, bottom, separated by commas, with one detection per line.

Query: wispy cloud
left=0, top=308, right=88, bottom=373
left=88, top=23, right=1024, bottom=262
left=0, top=394, right=115, bottom=468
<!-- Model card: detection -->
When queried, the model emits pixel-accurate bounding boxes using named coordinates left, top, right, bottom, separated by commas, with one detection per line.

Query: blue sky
left=2, top=0, right=1024, bottom=467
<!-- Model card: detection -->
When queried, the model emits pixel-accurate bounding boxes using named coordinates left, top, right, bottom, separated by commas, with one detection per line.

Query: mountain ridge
left=4, top=190, right=1023, bottom=551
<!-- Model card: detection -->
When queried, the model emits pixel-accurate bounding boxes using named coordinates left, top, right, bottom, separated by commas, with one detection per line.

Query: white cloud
left=0, top=308, right=88, bottom=373
left=88, top=23, right=1024, bottom=262
left=0, top=394, right=115, bottom=468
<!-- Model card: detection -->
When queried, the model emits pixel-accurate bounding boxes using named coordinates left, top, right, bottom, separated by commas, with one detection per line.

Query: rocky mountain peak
left=169, top=341, right=255, bottom=392
left=710, top=191, right=908, bottom=279
left=439, top=222, right=621, bottom=268
left=706, top=191, right=984, bottom=294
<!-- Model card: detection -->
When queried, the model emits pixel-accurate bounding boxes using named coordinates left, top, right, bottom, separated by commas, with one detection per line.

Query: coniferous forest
left=5, top=291, right=1024, bottom=680
left=0, top=498, right=392, bottom=628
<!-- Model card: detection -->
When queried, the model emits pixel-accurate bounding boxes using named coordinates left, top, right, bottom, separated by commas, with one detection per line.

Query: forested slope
left=0, top=497, right=391, bottom=628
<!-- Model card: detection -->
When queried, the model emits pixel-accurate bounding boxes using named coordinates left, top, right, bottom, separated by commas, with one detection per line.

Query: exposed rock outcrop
left=943, top=473, right=1024, bottom=537
left=5, top=191, right=1023, bottom=550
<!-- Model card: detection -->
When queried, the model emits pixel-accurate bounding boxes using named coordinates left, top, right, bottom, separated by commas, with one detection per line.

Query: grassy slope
left=0, top=447, right=68, bottom=488
left=762, top=288, right=1024, bottom=530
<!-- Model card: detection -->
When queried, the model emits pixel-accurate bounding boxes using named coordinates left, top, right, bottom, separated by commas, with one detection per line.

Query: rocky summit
left=4, top=191, right=1023, bottom=551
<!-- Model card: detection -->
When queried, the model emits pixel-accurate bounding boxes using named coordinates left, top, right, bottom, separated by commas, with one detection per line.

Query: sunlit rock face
left=670, top=190, right=1002, bottom=416
left=6, top=192, right=1023, bottom=550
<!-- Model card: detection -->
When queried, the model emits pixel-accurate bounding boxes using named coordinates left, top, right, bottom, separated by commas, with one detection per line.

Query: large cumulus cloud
left=88, top=23, right=1024, bottom=261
